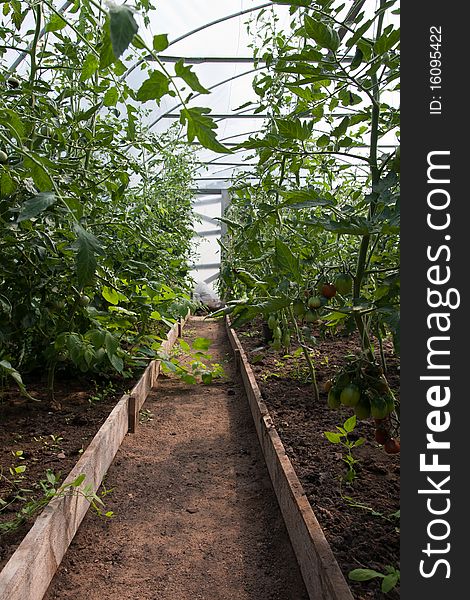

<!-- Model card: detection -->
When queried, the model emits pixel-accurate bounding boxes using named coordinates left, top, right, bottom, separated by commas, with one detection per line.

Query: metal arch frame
left=122, top=2, right=273, bottom=80
left=147, top=66, right=265, bottom=130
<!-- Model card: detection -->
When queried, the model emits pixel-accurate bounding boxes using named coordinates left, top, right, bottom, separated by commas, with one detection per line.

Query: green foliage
left=219, top=0, right=400, bottom=401
left=0, top=2, right=221, bottom=401
left=324, top=415, right=365, bottom=483
left=349, top=566, right=400, bottom=593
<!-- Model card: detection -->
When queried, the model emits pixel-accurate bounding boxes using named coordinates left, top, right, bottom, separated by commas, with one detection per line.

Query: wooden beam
left=0, top=315, right=190, bottom=600
left=225, top=318, right=354, bottom=600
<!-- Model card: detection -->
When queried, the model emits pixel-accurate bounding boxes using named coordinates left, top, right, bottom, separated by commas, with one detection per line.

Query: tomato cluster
left=325, top=360, right=400, bottom=454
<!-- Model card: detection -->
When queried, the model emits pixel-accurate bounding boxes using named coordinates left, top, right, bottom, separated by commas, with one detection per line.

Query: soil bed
left=43, top=318, right=308, bottom=600
left=0, top=371, right=139, bottom=571
left=237, top=318, right=400, bottom=600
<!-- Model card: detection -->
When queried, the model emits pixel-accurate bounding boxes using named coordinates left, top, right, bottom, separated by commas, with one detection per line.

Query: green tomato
left=370, top=396, right=389, bottom=419
left=327, top=389, right=341, bottom=409
left=304, top=310, right=318, bottom=323
left=79, top=295, right=91, bottom=306
left=335, top=273, right=353, bottom=295
left=0, top=150, right=8, bottom=163
left=271, top=339, right=282, bottom=351
left=273, top=326, right=282, bottom=340
left=292, top=299, right=306, bottom=317
left=308, top=296, right=322, bottom=309
left=340, top=384, right=361, bottom=407
left=354, top=397, right=371, bottom=420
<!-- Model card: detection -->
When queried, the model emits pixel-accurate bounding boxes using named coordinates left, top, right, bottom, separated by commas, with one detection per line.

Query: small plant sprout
left=348, top=565, right=400, bottom=594
left=323, top=415, right=365, bottom=483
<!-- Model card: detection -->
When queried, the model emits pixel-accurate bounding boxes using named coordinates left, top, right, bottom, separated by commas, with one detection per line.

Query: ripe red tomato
left=321, top=284, right=337, bottom=299
left=384, top=438, right=400, bottom=454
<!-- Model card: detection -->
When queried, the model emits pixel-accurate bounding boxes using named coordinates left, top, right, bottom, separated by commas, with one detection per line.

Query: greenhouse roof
left=6, top=0, right=398, bottom=192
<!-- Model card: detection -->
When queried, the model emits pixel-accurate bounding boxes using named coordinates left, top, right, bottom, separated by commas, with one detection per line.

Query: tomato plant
left=0, top=1, right=228, bottom=403
left=216, top=0, right=399, bottom=415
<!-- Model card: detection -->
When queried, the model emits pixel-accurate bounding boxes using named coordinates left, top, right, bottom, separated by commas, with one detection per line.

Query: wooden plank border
left=225, top=317, right=354, bottom=600
left=0, top=315, right=189, bottom=600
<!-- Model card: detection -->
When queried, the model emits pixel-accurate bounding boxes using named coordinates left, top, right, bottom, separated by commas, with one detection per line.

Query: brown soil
left=237, top=320, right=400, bottom=600
left=0, top=373, right=133, bottom=569
left=43, top=318, right=308, bottom=600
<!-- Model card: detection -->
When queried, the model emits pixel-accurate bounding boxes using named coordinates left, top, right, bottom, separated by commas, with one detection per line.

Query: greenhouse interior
left=1, top=1, right=400, bottom=599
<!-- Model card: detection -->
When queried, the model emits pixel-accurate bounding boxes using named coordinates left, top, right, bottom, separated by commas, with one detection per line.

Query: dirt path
left=45, top=318, right=308, bottom=600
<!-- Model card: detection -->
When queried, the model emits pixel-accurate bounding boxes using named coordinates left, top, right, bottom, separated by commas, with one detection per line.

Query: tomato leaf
left=18, top=192, right=56, bottom=222
left=108, top=6, right=138, bottom=59
left=274, top=239, right=301, bottom=281
left=23, top=157, right=53, bottom=192
left=192, top=337, right=212, bottom=351
left=74, top=224, right=104, bottom=287
left=304, top=15, right=339, bottom=51
left=175, top=59, right=209, bottom=94
left=46, top=14, right=67, bottom=33
left=179, top=107, right=231, bottom=154
left=80, top=53, right=100, bottom=81
left=153, top=33, right=169, bottom=52
left=136, top=70, right=170, bottom=103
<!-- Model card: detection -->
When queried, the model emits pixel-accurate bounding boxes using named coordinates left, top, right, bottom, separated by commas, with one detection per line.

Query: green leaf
left=104, top=332, right=119, bottom=357
left=178, top=339, right=191, bottom=352
left=136, top=70, right=170, bottom=103
left=108, top=6, right=138, bottom=59
left=350, top=47, right=363, bottom=70
left=153, top=33, right=169, bottom=52
left=175, top=59, right=209, bottom=94
left=274, top=239, right=300, bottom=281
left=18, top=192, right=56, bottom=222
left=201, top=372, right=213, bottom=385
left=71, top=474, right=86, bottom=487
left=99, top=25, right=115, bottom=70
left=343, top=414, right=356, bottom=433
left=80, top=53, right=100, bottom=81
left=332, top=116, right=350, bottom=137
left=375, top=28, right=400, bottom=54
left=0, top=108, right=25, bottom=141
left=179, top=107, right=231, bottom=154
left=304, top=15, right=340, bottom=51
left=0, top=360, right=38, bottom=401
left=382, top=572, right=400, bottom=593
left=345, top=19, right=373, bottom=48
left=317, top=134, right=330, bottom=147
left=349, top=569, right=384, bottom=582
left=192, top=337, right=212, bottom=351
left=0, top=170, right=16, bottom=196
left=103, top=87, right=119, bottom=107
left=46, top=14, right=67, bottom=33
left=109, top=353, right=124, bottom=372
left=23, top=157, right=53, bottom=191
left=275, top=117, right=312, bottom=141
left=102, top=286, right=120, bottom=305
left=324, top=431, right=342, bottom=444
left=74, top=224, right=104, bottom=287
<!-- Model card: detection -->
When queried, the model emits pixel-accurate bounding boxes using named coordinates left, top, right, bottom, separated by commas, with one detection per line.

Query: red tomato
left=321, top=284, right=337, bottom=299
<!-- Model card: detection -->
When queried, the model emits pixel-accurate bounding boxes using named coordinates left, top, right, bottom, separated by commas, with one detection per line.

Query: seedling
left=349, top=565, right=400, bottom=594
left=324, top=415, right=365, bottom=483
left=0, top=470, right=113, bottom=534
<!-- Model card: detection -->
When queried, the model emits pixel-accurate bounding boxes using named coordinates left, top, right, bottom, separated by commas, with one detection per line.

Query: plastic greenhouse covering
left=1, top=0, right=399, bottom=288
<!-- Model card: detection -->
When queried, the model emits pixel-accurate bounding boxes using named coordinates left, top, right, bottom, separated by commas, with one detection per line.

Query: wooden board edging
left=0, top=315, right=189, bottom=600
left=225, top=317, right=354, bottom=600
